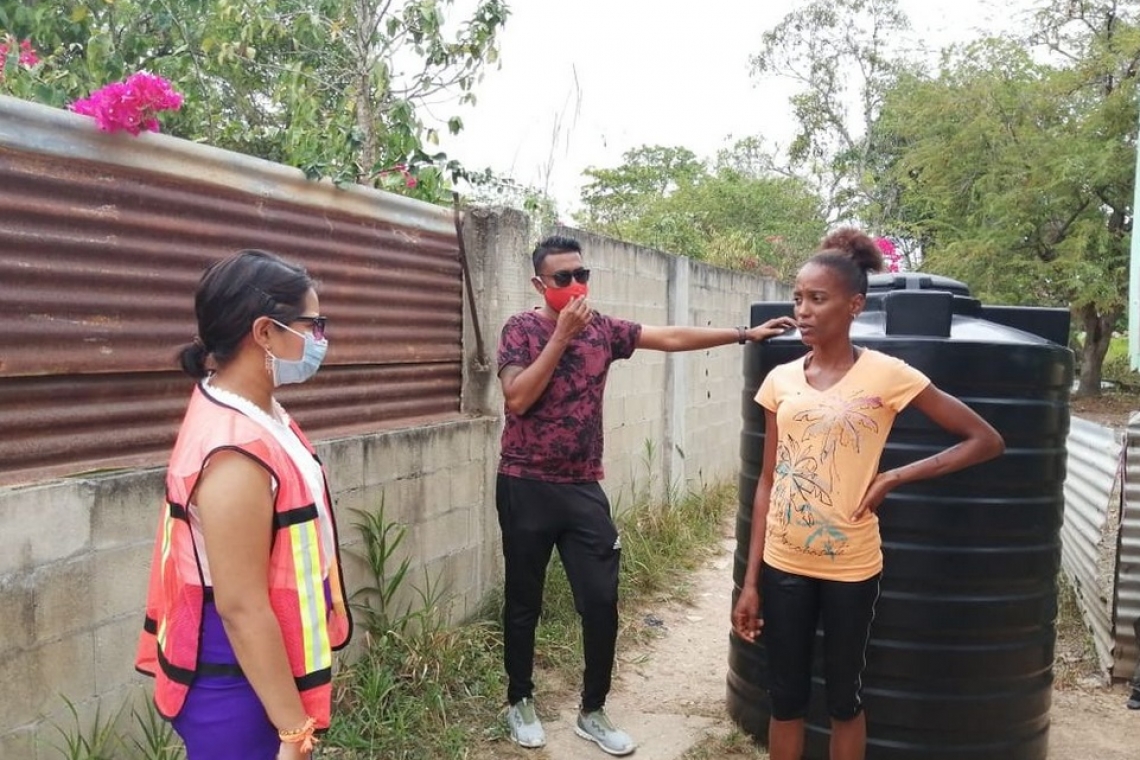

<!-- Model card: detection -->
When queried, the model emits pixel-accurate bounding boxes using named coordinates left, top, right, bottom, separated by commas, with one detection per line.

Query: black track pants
left=496, top=474, right=621, bottom=711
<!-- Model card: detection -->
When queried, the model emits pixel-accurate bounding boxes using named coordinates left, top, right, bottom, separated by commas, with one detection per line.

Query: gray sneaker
left=506, top=697, right=545, bottom=748
left=575, top=708, right=636, bottom=756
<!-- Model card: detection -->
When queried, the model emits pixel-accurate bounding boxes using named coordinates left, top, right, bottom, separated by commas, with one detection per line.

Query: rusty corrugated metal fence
left=1117, top=414, right=1140, bottom=681
left=0, top=96, right=463, bottom=485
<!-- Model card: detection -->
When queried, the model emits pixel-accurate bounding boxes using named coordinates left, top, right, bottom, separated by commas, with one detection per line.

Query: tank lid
left=868, top=273, right=972, bottom=297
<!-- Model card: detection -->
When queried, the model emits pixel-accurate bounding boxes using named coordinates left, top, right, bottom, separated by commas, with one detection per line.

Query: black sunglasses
left=292, top=315, right=328, bottom=340
left=539, top=268, right=591, bottom=288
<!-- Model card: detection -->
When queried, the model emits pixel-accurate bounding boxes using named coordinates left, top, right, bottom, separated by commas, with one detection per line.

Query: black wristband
left=736, top=325, right=748, bottom=344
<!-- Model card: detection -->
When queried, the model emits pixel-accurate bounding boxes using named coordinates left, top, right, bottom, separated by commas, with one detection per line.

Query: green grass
left=1053, top=572, right=1102, bottom=689
left=1107, top=335, right=1129, bottom=363
left=322, top=623, right=506, bottom=759
left=44, top=697, right=122, bottom=760
left=46, top=477, right=737, bottom=760
left=526, top=480, right=735, bottom=685
left=44, top=696, right=183, bottom=760
left=679, top=729, right=769, bottom=759
left=324, top=479, right=738, bottom=758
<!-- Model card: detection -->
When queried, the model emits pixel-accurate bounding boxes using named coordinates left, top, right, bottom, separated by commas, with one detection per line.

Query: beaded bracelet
left=279, top=716, right=318, bottom=752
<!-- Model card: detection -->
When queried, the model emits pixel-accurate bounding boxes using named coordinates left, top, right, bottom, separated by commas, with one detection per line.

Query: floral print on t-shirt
left=756, top=349, right=930, bottom=581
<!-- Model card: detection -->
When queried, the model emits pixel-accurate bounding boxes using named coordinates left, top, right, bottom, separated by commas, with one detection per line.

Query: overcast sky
left=426, top=0, right=1038, bottom=217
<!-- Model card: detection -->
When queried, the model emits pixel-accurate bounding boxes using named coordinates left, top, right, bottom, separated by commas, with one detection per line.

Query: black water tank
left=726, top=274, right=1073, bottom=760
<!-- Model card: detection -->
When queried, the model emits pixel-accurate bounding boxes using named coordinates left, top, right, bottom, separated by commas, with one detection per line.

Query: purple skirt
left=172, top=602, right=278, bottom=759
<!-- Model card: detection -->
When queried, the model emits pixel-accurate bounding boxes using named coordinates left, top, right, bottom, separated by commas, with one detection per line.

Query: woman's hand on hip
left=852, top=470, right=899, bottom=521
left=731, top=586, right=764, bottom=643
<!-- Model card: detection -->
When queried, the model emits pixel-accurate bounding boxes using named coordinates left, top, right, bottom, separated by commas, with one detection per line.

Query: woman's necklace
left=202, top=377, right=289, bottom=428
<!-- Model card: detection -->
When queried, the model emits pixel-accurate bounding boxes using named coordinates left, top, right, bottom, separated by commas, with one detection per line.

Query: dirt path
left=1049, top=685, right=1138, bottom=759
left=521, top=531, right=1140, bottom=760
left=534, top=538, right=735, bottom=759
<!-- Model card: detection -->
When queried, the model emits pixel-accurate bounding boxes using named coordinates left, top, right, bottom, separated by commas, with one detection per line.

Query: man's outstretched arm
left=637, top=317, right=796, bottom=352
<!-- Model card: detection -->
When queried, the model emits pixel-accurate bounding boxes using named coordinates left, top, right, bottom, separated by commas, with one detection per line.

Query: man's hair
left=532, top=235, right=582, bottom=273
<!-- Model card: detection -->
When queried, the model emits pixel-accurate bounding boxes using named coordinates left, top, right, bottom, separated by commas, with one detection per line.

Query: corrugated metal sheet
left=1061, top=415, right=1124, bottom=674
left=1116, top=413, right=1140, bottom=681
left=0, top=96, right=463, bottom=485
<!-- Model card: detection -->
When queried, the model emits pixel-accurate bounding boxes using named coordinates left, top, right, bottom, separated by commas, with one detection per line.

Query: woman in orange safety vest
left=136, top=249, right=351, bottom=759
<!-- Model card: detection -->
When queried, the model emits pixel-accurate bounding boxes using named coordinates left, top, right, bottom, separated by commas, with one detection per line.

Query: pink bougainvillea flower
left=70, top=72, right=184, bottom=136
left=875, top=236, right=902, bottom=273
left=0, top=36, right=38, bottom=78
left=17, top=39, right=38, bottom=66
left=375, top=162, right=419, bottom=191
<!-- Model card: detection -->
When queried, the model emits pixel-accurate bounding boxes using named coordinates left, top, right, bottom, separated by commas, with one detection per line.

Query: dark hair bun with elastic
left=178, top=342, right=210, bottom=379
left=821, top=227, right=883, bottom=275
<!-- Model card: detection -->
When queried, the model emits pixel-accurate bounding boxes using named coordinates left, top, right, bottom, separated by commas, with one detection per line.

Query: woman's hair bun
left=178, top=341, right=210, bottom=379
left=820, top=227, right=884, bottom=274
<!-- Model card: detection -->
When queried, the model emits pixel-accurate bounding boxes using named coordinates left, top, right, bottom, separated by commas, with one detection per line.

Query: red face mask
left=543, top=281, right=588, bottom=312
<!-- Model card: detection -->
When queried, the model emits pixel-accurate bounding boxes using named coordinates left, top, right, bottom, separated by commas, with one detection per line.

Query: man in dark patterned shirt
left=496, top=235, right=795, bottom=755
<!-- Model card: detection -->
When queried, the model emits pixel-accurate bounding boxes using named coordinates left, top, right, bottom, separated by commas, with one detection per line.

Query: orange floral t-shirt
left=756, top=349, right=930, bottom=581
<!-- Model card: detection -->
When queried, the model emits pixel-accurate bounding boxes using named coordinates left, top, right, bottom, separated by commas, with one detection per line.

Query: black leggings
left=496, top=474, right=621, bottom=711
left=761, top=562, right=881, bottom=721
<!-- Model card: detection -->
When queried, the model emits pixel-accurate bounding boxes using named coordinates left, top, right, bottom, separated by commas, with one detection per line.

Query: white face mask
left=267, top=320, right=328, bottom=387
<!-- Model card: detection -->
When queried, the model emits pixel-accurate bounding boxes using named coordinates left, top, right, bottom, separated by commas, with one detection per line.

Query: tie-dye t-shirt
left=756, top=349, right=930, bottom=581
left=497, top=309, right=641, bottom=483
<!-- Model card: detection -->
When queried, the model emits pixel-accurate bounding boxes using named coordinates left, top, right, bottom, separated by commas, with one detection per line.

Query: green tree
left=576, top=141, right=827, bottom=278
left=878, top=3, right=1138, bottom=395
left=752, top=0, right=912, bottom=225
left=0, top=0, right=508, bottom=201
left=578, top=145, right=705, bottom=231
left=462, top=173, right=561, bottom=236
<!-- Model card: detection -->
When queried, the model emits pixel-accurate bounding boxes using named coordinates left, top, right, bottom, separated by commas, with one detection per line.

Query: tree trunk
left=353, top=0, right=381, bottom=183
left=355, top=75, right=379, bottom=182
left=1075, top=303, right=1119, bottom=397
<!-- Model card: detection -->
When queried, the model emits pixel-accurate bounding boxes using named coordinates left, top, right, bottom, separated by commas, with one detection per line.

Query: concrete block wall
left=682, top=260, right=792, bottom=487
left=0, top=471, right=163, bottom=759
left=0, top=417, right=500, bottom=758
left=556, top=228, right=673, bottom=508
left=0, top=205, right=787, bottom=757
left=321, top=416, right=502, bottom=628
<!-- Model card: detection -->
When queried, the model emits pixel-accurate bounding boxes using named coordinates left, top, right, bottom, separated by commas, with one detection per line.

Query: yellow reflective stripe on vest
left=290, top=520, right=331, bottom=675
left=156, top=509, right=176, bottom=649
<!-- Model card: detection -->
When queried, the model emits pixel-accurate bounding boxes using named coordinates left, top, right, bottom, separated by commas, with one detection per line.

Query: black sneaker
left=1127, top=689, right=1140, bottom=710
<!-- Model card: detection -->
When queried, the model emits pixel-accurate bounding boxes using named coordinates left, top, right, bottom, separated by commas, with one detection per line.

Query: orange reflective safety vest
left=135, top=385, right=352, bottom=726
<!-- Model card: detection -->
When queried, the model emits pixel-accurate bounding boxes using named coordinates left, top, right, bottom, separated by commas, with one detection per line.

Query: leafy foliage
left=577, top=141, right=828, bottom=278
left=0, top=0, right=509, bottom=202
left=45, top=695, right=183, bottom=760
left=580, top=145, right=705, bottom=229
left=751, top=0, right=913, bottom=224
left=45, top=696, right=123, bottom=760
left=461, top=173, right=562, bottom=238
left=752, top=0, right=1140, bottom=393
left=877, top=2, right=1139, bottom=394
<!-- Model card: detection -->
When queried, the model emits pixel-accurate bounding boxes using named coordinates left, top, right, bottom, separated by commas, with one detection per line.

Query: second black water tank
left=726, top=274, right=1073, bottom=760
